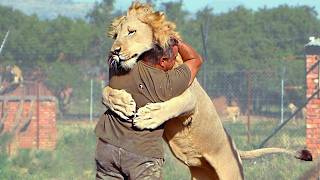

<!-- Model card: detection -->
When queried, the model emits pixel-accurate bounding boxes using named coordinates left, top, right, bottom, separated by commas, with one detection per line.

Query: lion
left=103, top=2, right=312, bottom=180
left=10, top=65, right=23, bottom=84
left=226, top=106, right=240, bottom=122
left=0, top=65, right=23, bottom=95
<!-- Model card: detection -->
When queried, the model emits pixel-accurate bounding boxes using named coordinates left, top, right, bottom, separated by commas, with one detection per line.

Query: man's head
left=160, top=37, right=179, bottom=70
left=140, top=38, right=178, bottom=71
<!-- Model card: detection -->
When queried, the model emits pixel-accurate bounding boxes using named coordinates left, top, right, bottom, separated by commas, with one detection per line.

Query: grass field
left=0, top=117, right=317, bottom=180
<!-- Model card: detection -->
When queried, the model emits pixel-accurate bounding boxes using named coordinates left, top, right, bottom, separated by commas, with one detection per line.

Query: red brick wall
left=2, top=100, right=57, bottom=153
left=305, top=55, right=320, bottom=158
left=0, top=81, right=58, bottom=154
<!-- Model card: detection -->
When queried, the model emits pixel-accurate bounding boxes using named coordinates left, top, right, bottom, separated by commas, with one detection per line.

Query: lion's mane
left=108, top=2, right=180, bottom=48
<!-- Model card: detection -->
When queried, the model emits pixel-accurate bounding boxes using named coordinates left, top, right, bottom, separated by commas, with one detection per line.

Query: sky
left=76, top=0, right=320, bottom=14
left=0, top=0, right=318, bottom=19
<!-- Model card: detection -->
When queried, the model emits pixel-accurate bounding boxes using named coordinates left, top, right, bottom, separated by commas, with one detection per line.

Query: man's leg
left=95, top=138, right=125, bottom=180
left=120, top=149, right=164, bottom=180
left=131, top=158, right=164, bottom=180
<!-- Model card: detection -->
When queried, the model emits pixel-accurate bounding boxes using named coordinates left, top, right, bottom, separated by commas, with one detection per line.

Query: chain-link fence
left=200, top=69, right=305, bottom=120
left=199, top=68, right=307, bottom=147
left=1, top=56, right=317, bottom=179
left=196, top=66, right=319, bottom=179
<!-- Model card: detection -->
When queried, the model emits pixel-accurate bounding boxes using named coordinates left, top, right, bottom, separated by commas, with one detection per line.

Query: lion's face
left=109, top=16, right=153, bottom=71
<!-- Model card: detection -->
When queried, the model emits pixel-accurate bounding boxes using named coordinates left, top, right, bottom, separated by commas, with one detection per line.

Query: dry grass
left=0, top=118, right=318, bottom=180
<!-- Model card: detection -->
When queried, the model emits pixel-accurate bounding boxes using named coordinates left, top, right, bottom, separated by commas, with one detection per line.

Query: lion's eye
left=113, top=33, right=118, bottom=39
left=128, top=30, right=136, bottom=36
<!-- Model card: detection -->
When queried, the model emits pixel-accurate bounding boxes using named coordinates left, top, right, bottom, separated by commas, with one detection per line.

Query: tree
left=86, top=0, right=118, bottom=65
left=46, top=16, right=96, bottom=62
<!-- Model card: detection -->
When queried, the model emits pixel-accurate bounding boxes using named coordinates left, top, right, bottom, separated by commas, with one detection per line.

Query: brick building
left=305, top=37, right=320, bottom=158
left=0, top=81, right=57, bottom=153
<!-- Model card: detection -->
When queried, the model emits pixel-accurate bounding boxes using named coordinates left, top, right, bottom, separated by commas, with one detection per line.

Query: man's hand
left=102, top=86, right=136, bottom=120
left=168, top=36, right=179, bottom=47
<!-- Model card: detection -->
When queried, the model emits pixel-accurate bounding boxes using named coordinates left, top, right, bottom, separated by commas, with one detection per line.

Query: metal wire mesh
left=0, top=53, right=316, bottom=179
left=197, top=66, right=318, bottom=179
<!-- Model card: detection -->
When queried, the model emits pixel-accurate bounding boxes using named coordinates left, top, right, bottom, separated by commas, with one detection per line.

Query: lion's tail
left=239, top=148, right=312, bottom=161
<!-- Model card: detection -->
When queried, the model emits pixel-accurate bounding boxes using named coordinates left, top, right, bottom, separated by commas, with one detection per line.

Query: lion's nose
left=112, top=47, right=121, bottom=55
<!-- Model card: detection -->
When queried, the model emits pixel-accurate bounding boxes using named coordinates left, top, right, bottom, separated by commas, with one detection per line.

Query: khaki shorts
left=95, top=138, right=164, bottom=180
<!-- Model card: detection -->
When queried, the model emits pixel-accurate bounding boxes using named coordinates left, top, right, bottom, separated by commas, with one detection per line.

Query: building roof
left=0, top=81, right=53, bottom=96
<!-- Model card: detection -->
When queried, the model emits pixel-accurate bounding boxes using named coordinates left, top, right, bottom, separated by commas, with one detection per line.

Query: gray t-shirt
left=95, top=61, right=191, bottom=158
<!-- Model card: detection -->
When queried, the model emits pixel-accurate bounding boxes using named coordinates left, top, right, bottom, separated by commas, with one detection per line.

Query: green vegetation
left=0, top=1, right=319, bottom=178
left=0, top=123, right=96, bottom=179
left=0, top=120, right=316, bottom=179
left=0, top=1, right=319, bottom=115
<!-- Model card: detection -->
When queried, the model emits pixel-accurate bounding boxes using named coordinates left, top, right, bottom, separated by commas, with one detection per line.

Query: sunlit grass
left=225, top=117, right=316, bottom=180
left=0, top=118, right=317, bottom=179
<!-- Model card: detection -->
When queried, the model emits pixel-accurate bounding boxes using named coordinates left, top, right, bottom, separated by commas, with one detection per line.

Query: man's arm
left=178, top=40, right=203, bottom=86
left=133, top=41, right=202, bottom=130
left=154, top=40, right=202, bottom=101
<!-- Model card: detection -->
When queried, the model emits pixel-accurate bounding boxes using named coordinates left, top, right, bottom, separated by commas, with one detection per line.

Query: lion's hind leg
left=189, top=158, right=219, bottom=180
left=200, top=132, right=244, bottom=180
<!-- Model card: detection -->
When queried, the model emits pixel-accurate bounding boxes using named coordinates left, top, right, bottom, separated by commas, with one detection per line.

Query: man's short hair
left=140, top=42, right=176, bottom=65
left=140, top=44, right=164, bottom=64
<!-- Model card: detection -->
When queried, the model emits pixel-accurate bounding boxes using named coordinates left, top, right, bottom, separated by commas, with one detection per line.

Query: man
left=95, top=38, right=203, bottom=180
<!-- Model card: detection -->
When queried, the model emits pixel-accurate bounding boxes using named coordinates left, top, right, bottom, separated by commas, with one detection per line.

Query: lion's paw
left=133, top=116, right=162, bottom=130
left=133, top=103, right=166, bottom=130
left=102, top=86, right=136, bottom=119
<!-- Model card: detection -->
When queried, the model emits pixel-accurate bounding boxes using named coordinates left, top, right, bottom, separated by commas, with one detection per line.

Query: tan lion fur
left=226, top=106, right=240, bottom=122
left=105, top=2, right=307, bottom=179
left=108, top=2, right=180, bottom=50
left=106, top=2, right=243, bottom=179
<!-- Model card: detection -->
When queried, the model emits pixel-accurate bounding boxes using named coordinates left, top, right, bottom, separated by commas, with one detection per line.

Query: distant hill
left=0, top=0, right=95, bottom=19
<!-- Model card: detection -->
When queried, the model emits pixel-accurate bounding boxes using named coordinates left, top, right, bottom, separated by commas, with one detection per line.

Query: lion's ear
left=156, top=11, right=165, bottom=20
left=159, top=11, right=164, bottom=16
left=107, top=16, right=126, bottom=38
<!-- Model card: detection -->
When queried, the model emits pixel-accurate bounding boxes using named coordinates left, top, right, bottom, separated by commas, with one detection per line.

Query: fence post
left=201, top=23, right=209, bottom=90
left=36, top=81, right=40, bottom=149
left=280, top=66, right=286, bottom=124
left=90, top=79, right=93, bottom=122
left=246, top=71, right=252, bottom=144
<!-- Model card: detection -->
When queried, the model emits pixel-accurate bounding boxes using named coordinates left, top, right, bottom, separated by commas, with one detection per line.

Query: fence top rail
left=0, top=95, right=57, bottom=102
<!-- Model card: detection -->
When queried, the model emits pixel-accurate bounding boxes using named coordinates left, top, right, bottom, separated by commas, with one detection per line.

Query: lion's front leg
left=133, top=89, right=196, bottom=130
left=102, top=86, right=136, bottom=120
